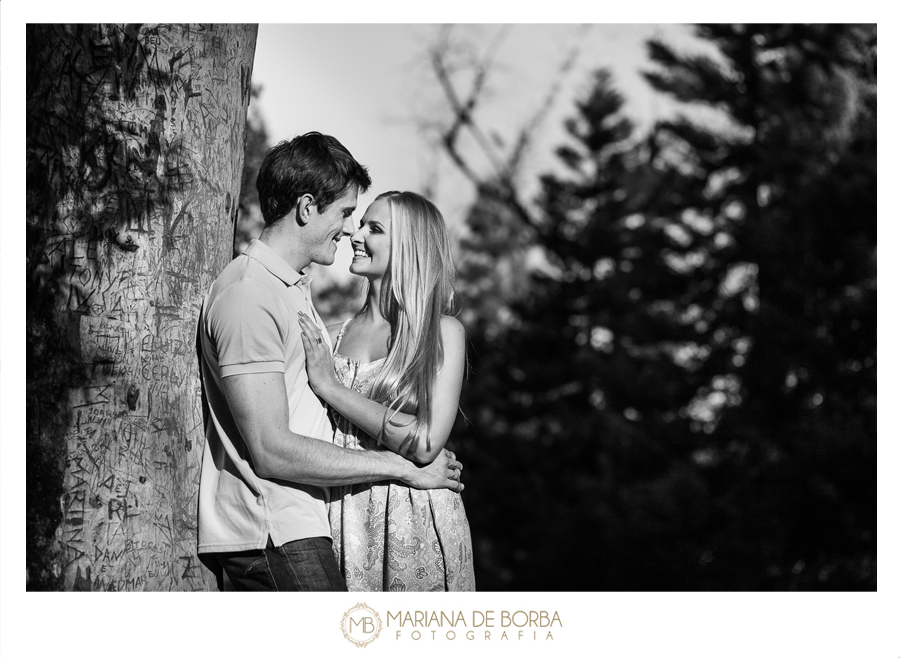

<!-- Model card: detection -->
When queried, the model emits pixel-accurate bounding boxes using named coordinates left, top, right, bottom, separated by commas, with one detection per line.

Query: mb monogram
left=341, top=603, right=383, bottom=647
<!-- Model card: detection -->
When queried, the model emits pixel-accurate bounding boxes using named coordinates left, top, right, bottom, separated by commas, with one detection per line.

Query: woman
left=297, top=190, right=475, bottom=592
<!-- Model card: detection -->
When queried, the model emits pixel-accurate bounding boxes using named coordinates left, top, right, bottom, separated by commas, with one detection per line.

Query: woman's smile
left=349, top=197, right=391, bottom=276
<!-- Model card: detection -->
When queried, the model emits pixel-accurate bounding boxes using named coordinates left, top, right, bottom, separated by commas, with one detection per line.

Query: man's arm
left=222, top=371, right=463, bottom=491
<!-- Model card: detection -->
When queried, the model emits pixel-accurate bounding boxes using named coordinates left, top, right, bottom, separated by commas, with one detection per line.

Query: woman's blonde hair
left=367, top=191, right=459, bottom=456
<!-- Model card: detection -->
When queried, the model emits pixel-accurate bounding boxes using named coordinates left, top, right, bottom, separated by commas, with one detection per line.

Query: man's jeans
left=203, top=536, right=347, bottom=591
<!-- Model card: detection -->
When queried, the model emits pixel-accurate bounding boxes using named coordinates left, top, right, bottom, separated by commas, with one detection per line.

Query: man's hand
left=399, top=448, right=464, bottom=492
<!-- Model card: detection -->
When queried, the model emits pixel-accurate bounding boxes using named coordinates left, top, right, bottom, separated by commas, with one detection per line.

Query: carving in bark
left=26, top=23, right=259, bottom=591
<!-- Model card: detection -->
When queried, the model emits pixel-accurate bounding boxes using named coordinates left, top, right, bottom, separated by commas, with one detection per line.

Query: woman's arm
left=298, top=312, right=466, bottom=464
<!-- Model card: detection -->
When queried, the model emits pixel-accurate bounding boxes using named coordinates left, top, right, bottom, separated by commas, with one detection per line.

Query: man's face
left=306, top=185, right=358, bottom=266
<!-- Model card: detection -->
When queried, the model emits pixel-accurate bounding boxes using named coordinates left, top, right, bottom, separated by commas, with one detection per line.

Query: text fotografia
left=388, top=610, right=561, bottom=641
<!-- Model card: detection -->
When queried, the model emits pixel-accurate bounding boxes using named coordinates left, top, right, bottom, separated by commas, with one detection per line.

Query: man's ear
left=295, top=194, right=316, bottom=227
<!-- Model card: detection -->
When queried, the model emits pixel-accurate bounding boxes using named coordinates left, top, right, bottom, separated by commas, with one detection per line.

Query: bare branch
left=429, top=25, right=513, bottom=180
left=426, top=25, right=593, bottom=232
left=508, top=24, right=592, bottom=173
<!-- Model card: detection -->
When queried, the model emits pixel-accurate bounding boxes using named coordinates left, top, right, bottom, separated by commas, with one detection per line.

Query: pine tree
left=642, top=24, right=876, bottom=589
left=455, top=71, right=715, bottom=589
left=451, top=24, right=876, bottom=590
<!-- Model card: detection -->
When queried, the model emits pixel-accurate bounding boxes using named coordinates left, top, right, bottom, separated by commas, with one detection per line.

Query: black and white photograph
left=2, top=6, right=891, bottom=658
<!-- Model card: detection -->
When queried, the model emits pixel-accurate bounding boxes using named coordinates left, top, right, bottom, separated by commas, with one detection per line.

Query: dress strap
left=334, top=319, right=352, bottom=352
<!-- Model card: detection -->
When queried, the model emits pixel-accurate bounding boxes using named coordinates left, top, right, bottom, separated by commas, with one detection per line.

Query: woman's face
left=349, top=197, right=392, bottom=279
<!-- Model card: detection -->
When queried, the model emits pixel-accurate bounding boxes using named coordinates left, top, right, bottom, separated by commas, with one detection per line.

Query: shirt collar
left=244, top=239, right=314, bottom=287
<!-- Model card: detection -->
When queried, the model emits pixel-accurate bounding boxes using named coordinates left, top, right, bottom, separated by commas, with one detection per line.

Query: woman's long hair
left=366, top=191, right=459, bottom=456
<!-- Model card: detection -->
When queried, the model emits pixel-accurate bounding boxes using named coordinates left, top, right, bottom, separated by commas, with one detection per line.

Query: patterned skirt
left=327, top=351, right=475, bottom=592
left=328, top=479, right=475, bottom=592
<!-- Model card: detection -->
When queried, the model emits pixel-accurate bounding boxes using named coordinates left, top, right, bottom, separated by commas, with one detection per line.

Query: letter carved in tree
left=26, top=23, right=259, bottom=591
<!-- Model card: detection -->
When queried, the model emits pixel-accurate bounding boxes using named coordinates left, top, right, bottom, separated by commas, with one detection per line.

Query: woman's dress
left=327, top=321, right=475, bottom=592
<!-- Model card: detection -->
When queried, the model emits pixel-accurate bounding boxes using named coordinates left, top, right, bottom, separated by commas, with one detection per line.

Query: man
left=197, top=132, right=463, bottom=591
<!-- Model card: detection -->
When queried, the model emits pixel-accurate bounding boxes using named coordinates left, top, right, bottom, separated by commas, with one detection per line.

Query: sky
left=249, top=24, right=708, bottom=283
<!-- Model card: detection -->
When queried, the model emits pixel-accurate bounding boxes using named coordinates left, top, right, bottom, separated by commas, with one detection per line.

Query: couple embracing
left=196, top=131, right=475, bottom=591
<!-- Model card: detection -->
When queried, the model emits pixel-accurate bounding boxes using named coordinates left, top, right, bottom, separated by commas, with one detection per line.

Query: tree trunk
left=26, top=23, right=258, bottom=591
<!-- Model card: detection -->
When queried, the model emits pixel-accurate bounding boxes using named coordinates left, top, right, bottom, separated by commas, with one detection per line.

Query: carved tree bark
left=26, top=24, right=258, bottom=591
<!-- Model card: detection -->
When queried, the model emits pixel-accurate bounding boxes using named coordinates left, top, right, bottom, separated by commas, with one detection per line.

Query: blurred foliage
left=449, top=24, right=876, bottom=590
left=233, top=84, right=270, bottom=257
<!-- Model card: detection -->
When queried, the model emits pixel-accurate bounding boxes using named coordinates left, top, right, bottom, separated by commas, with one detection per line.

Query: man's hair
left=256, top=131, right=371, bottom=224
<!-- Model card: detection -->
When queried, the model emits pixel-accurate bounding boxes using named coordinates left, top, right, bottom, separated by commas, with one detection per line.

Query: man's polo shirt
left=197, top=239, right=333, bottom=553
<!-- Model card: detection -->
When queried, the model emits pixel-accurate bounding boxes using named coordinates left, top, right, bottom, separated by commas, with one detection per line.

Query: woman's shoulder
left=440, top=315, right=466, bottom=344
left=440, top=314, right=464, bottom=330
